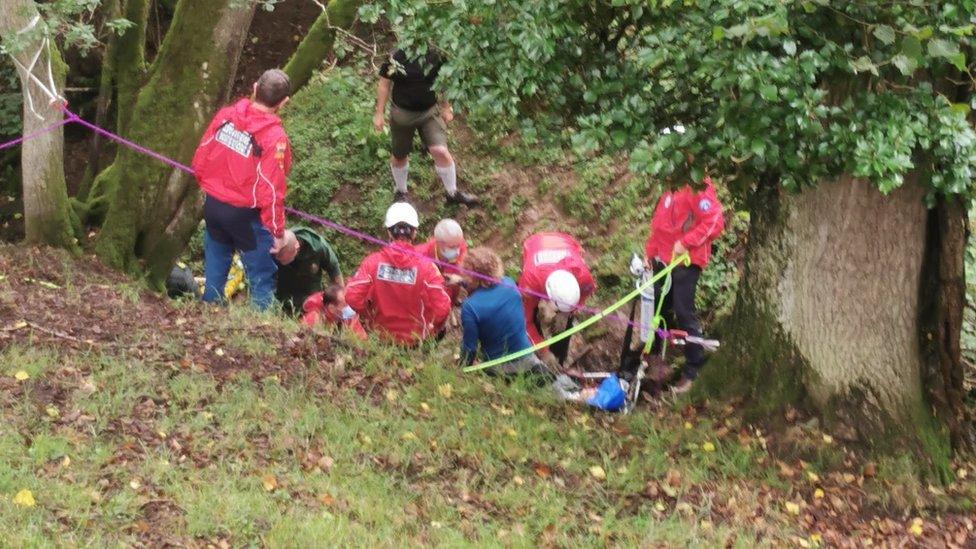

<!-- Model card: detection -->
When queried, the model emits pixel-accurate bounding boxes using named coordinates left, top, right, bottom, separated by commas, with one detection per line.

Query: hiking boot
left=393, top=190, right=409, bottom=203
left=445, top=190, right=479, bottom=206
left=671, top=376, right=693, bottom=395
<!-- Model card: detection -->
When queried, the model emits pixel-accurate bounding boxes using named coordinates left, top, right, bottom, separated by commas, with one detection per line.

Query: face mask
left=440, top=247, right=461, bottom=262
left=341, top=305, right=356, bottom=321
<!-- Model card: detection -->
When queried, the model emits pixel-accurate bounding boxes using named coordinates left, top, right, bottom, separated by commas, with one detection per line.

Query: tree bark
left=700, top=175, right=963, bottom=473
left=283, top=0, right=363, bottom=91
left=94, top=0, right=256, bottom=285
left=0, top=0, right=78, bottom=253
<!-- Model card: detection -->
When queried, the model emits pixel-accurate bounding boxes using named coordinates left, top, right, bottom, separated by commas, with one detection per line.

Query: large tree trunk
left=701, top=175, right=968, bottom=475
left=93, top=0, right=256, bottom=286
left=283, top=0, right=362, bottom=91
left=1, top=0, right=78, bottom=253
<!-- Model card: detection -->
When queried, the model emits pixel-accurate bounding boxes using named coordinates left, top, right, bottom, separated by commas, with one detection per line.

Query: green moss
left=283, top=0, right=363, bottom=91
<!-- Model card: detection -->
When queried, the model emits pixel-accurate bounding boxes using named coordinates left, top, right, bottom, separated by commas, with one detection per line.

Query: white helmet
left=384, top=202, right=420, bottom=228
left=545, top=269, right=580, bottom=312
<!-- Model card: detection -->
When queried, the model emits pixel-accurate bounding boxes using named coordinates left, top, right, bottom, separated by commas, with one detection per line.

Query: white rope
left=6, top=14, right=65, bottom=120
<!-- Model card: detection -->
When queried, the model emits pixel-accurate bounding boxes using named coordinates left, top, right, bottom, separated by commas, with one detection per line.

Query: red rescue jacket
left=518, top=232, right=596, bottom=345
left=645, top=177, right=725, bottom=268
left=301, top=292, right=367, bottom=340
left=192, top=98, right=292, bottom=238
left=345, top=242, right=451, bottom=345
left=415, top=238, right=468, bottom=302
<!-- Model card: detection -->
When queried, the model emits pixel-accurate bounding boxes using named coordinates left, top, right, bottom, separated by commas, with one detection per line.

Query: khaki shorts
left=389, top=104, right=448, bottom=159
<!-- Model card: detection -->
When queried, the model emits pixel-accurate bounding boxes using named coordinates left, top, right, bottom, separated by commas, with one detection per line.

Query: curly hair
left=462, top=247, right=504, bottom=284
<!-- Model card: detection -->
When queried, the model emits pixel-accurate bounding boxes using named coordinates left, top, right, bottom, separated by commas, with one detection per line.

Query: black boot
left=445, top=190, right=479, bottom=206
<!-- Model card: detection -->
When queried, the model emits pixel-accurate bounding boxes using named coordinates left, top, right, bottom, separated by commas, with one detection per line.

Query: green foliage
left=0, top=59, right=20, bottom=140
left=366, top=0, right=976, bottom=202
left=283, top=67, right=393, bottom=271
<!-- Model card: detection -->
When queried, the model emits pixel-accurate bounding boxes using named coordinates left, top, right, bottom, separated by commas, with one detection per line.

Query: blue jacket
left=460, top=277, right=534, bottom=365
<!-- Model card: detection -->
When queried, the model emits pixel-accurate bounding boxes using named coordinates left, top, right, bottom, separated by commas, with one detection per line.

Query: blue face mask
left=341, top=305, right=356, bottom=320
left=440, top=247, right=461, bottom=262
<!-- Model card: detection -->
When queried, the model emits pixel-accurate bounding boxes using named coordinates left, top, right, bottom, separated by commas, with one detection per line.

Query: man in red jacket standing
left=346, top=202, right=452, bottom=345
left=645, top=175, right=725, bottom=393
left=518, top=232, right=596, bottom=367
left=192, top=69, right=292, bottom=311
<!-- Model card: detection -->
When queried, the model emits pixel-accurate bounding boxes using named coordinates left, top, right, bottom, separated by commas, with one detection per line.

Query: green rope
left=462, top=254, right=690, bottom=373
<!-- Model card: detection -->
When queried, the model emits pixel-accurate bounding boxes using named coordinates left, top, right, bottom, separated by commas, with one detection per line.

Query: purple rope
left=63, top=110, right=195, bottom=174
left=0, top=117, right=71, bottom=151
left=286, top=207, right=639, bottom=327
left=6, top=108, right=640, bottom=328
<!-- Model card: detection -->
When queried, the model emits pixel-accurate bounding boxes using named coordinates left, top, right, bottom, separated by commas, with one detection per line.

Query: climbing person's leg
left=202, top=228, right=234, bottom=304
left=202, top=196, right=257, bottom=304
left=417, top=105, right=478, bottom=206
left=239, top=218, right=279, bottom=312
left=670, top=264, right=704, bottom=390
left=389, top=104, right=418, bottom=200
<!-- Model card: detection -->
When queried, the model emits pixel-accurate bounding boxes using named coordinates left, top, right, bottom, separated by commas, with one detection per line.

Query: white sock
left=391, top=162, right=409, bottom=194
left=435, top=163, right=457, bottom=195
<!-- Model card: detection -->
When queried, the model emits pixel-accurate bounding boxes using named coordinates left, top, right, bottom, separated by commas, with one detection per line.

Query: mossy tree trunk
left=1, top=0, right=78, bottom=253
left=93, top=0, right=256, bottom=286
left=700, top=175, right=970, bottom=475
left=283, top=0, right=363, bottom=91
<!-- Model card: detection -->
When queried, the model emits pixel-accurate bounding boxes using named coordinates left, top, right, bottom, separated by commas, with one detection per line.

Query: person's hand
left=373, top=112, right=385, bottom=133
left=270, top=235, right=286, bottom=254
left=673, top=240, right=688, bottom=257
left=539, top=350, right=561, bottom=371
left=440, top=105, right=454, bottom=124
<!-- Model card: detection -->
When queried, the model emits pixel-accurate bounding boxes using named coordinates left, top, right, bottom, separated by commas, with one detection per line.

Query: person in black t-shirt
left=373, top=48, right=479, bottom=206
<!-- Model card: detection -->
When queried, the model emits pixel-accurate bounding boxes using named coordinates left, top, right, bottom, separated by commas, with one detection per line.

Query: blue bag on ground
left=587, top=375, right=626, bottom=411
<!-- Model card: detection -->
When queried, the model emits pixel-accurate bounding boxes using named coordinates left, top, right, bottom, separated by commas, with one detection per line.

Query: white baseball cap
left=545, top=269, right=581, bottom=312
left=384, top=202, right=420, bottom=228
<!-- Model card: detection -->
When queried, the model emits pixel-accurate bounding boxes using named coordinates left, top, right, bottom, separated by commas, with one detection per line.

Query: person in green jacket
left=274, top=227, right=344, bottom=315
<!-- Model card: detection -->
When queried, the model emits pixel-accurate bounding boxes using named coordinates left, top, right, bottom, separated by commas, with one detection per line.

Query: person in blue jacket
left=459, top=247, right=554, bottom=378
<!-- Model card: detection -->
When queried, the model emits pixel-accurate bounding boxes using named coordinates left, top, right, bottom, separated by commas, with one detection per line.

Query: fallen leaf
left=420, top=402, right=430, bottom=412
left=806, top=471, right=819, bottom=482
left=45, top=406, right=59, bottom=418
left=908, top=517, right=923, bottom=537
left=863, top=461, right=877, bottom=478
left=215, top=348, right=225, bottom=357
left=822, top=434, right=833, bottom=444
left=813, top=488, right=825, bottom=499
left=129, top=479, right=141, bottom=490
left=318, top=493, right=336, bottom=507
left=702, top=441, right=716, bottom=453
left=785, top=501, right=801, bottom=515
left=401, top=431, right=417, bottom=441
left=506, top=428, right=517, bottom=438
left=654, top=501, right=666, bottom=512
left=14, top=370, right=29, bottom=381
left=262, top=474, right=278, bottom=492
left=533, top=463, right=552, bottom=478
left=438, top=384, right=453, bottom=398
left=13, top=489, right=35, bottom=507
left=512, top=475, right=525, bottom=486
left=684, top=421, right=693, bottom=430
left=589, top=465, right=606, bottom=481
left=956, top=467, right=967, bottom=480
left=385, top=389, right=398, bottom=402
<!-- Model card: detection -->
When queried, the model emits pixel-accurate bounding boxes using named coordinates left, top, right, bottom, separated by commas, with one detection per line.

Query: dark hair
left=255, top=69, right=291, bottom=108
left=389, top=223, right=416, bottom=241
left=321, top=284, right=344, bottom=306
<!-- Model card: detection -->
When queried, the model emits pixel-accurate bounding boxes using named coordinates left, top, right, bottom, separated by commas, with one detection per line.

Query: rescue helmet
left=545, top=269, right=581, bottom=313
left=384, top=202, right=420, bottom=229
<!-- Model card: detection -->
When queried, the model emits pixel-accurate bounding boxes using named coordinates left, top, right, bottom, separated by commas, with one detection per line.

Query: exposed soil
left=233, top=1, right=323, bottom=97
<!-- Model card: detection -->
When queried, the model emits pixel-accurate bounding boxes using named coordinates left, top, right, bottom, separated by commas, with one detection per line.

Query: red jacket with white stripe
left=518, top=232, right=596, bottom=345
left=192, top=98, right=292, bottom=238
left=301, top=292, right=368, bottom=340
left=345, top=242, right=451, bottom=345
left=645, top=177, right=725, bottom=268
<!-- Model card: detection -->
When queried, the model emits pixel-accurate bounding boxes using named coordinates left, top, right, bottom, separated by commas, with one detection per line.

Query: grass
left=0, top=308, right=802, bottom=546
